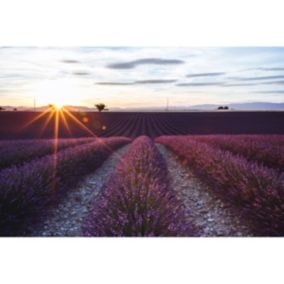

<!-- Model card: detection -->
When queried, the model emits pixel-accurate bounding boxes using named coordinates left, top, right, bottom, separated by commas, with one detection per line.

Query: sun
left=33, top=79, right=80, bottom=108
left=54, top=103, right=64, bottom=109
left=51, top=99, right=65, bottom=110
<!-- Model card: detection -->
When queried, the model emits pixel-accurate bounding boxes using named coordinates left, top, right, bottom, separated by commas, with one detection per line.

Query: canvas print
left=0, top=47, right=284, bottom=237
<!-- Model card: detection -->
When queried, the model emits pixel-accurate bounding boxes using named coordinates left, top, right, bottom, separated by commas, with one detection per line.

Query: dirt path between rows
left=32, top=145, right=129, bottom=237
left=157, top=144, right=254, bottom=237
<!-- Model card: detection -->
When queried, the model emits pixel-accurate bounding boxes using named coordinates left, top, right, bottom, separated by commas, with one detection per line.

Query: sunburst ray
left=39, top=110, right=55, bottom=137
left=59, top=109, right=72, bottom=136
left=51, top=109, right=60, bottom=192
left=21, top=108, right=52, bottom=130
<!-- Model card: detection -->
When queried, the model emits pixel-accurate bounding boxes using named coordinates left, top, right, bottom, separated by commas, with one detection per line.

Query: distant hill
left=115, top=102, right=284, bottom=111
left=228, top=102, right=284, bottom=110
left=181, top=102, right=284, bottom=111
left=1, top=102, right=284, bottom=112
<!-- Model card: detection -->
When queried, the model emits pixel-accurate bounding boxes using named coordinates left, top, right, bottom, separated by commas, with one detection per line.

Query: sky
left=0, top=47, right=284, bottom=109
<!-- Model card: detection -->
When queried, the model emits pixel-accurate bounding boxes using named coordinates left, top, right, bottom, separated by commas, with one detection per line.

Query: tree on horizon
left=95, top=103, right=107, bottom=112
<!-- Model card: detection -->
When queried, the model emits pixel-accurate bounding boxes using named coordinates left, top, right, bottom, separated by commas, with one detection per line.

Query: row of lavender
left=0, top=137, right=95, bottom=170
left=156, top=136, right=284, bottom=235
left=190, top=135, right=284, bottom=172
left=84, top=136, right=192, bottom=236
left=0, top=137, right=130, bottom=236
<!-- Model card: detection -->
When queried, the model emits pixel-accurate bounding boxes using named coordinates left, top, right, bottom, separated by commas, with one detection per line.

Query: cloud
left=265, top=80, right=284, bottom=85
left=107, top=58, right=184, bottom=69
left=253, top=90, right=284, bottom=94
left=258, top=67, right=284, bottom=71
left=176, top=82, right=224, bottom=87
left=222, top=80, right=284, bottom=86
left=61, top=59, right=80, bottom=64
left=96, top=79, right=177, bottom=85
left=186, top=72, right=225, bottom=77
left=223, top=82, right=260, bottom=87
left=134, top=79, right=177, bottom=84
left=73, top=71, right=90, bottom=76
left=229, top=75, right=284, bottom=81
left=96, top=82, right=134, bottom=86
left=223, top=81, right=284, bottom=87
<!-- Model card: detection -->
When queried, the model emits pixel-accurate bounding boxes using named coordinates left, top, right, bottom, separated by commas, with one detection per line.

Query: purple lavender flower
left=84, top=136, right=191, bottom=237
left=156, top=135, right=284, bottom=235
left=190, top=134, right=284, bottom=172
left=0, top=137, right=95, bottom=170
left=0, top=137, right=131, bottom=235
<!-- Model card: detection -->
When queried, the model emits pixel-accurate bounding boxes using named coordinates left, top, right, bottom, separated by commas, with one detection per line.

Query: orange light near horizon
left=22, top=106, right=126, bottom=194
left=33, top=79, right=80, bottom=108
left=53, top=103, right=64, bottom=110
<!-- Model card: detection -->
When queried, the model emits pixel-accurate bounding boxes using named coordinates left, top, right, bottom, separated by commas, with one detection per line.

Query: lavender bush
left=0, top=137, right=130, bottom=235
left=0, top=137, right=95, bottom=170
left=84, top=136, right=191, bottom=237
left=156, top=136, right=284, bottom=235
left=191, top=135, right=284, bottom=172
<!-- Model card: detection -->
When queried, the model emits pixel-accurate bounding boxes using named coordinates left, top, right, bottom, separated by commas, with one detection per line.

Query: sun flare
left=33, top=79, right=80, bottom=108
left=51, top=101, right=64, bottom=110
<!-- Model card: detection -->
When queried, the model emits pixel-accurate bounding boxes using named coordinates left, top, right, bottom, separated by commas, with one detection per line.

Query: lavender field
left=0, top=134, right=283, bottom=236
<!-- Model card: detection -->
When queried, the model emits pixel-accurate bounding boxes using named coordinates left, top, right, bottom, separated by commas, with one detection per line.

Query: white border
left=0, top=238, right=284, bottom=284
left=0, top=0, right=284, bottom=46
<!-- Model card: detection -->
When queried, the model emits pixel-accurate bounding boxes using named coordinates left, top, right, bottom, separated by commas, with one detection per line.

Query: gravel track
left=30, top=142, right=255, bottom=237
left=157, top=144, right=254, bottom=237
left=32, top=145, right=129, bottom=237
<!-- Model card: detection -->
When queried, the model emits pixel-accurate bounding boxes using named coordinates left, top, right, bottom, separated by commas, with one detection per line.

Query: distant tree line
left=217, top=106, right=229, bottom=110
left=0, top=107, right=17, bottom=111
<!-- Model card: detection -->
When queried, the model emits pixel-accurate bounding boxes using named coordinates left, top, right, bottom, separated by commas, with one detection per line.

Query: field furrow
left=157, top=144, right=254, bottom=236
left=84, top=136, right=193, bottom=236
left=156, top=136, right=284, bottom=235
left=31, top=145, right=129, bottom=236
left=0, top=137, right=131, bottom=236
left=191, top=135, right=284, bottom=172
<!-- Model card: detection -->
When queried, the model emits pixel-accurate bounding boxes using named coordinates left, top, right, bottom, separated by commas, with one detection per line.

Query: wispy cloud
left=96, top=79, right=177, bottom=85
left=223, top=80, right=284, bottom=87
left=265, top=80, right=284, bottom=85
left=257, top=67, right=284, bottom=71
left=176, top=82, right=224, bottom=87
left=253, top=90, right=284, bottom=94
left=107, top=58, right=184, bottom=69
left=61, top=59, right=80, bottom=64
left=186, top=72, right=225, bottom=78
left=135, top=79, right=176, bottom=84
left=73, top=71, right=90, bottom=76
left=96, top=82, right=134, bottom=86
left=229, top=75, right=284, bottom=81
left=223, top=82, right=259, bottom=87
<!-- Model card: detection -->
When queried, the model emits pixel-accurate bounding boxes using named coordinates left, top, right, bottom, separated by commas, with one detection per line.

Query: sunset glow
left=33, top=79, right=80, bottom=108
left=1, top=47, right=284, bottom=111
